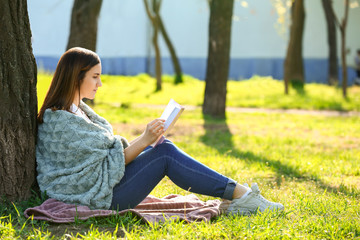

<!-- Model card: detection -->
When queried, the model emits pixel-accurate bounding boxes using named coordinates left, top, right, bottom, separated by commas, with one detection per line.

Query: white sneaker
left=226, top=183, right=284, bottom=215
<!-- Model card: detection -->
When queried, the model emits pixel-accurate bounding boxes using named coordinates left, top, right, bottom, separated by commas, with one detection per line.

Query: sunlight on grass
left=37, top=73, right=360, bottom=111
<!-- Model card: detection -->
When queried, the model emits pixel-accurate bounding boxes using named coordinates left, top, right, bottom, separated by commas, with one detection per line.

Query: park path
left=134, top=104, right=360, bottom=117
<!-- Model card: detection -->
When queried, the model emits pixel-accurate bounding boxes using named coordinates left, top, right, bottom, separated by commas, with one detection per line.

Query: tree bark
left=157, top=15, right=183, bottom=84
left=284, top=0, right=305, bottom=94
left=144, top=0, right=162, bottom=91
left=0, top=0, right=38, bottom=201
left=67, top=0, right=102, bottom=105
left=339, top=0, right=349, bottom=98
left=153, top=16, right=162, bottom=92
left=203, top=0, right=234, bottom=119
left=66, top=0, right=103, bottom=51
left=321, top=0, right=338, bottom=86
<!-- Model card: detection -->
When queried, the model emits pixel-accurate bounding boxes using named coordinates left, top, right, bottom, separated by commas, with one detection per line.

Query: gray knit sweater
left=36, top=101, right=129, bottom=209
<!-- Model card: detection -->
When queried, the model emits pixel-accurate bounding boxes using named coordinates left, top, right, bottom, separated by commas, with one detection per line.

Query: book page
left=163, top=106, right=181, bottom=130
left=160, top=99, right=179, bottom=120
left=151, top=99, right=184, bottom=147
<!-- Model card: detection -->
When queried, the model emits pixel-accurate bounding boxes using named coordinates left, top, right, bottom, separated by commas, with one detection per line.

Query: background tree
left=322, top=0, right=339, bottom=86
left=322, top=0, right=338, bottom=86
left=0, top=0, right=38, bottom=201
left=157, top=12, right=183, bottom=84
left=203, top=0, right=234, bottom=119
left=66, top=0, right=103, bottom=51
left=144, top=0, right=162, bottom=91
left=284, top=0, right=305, bottom=94
left=67, top=0, right=103, bottom=105
left=332, top=0, right=349, bottom=98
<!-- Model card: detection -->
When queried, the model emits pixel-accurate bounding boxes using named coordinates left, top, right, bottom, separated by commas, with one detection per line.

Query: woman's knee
left=155, top=139, right=178, bottom=153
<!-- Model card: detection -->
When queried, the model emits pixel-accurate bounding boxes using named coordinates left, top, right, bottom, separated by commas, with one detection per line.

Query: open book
left=151, top=99, right=185, bottom=147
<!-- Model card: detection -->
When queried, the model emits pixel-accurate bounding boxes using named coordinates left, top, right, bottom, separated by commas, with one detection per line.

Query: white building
left=28, top=0, right=360, bottom=84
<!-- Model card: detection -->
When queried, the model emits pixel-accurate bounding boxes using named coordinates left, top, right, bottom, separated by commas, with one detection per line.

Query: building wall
left=28, top=0, right=360, bottom=83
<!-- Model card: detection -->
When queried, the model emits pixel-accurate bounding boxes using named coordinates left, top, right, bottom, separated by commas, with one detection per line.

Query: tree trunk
left=284, top=0, right=305, bottom=94
left=153, top=16, right=162, bottom=91
left=67, top=0, right=103, bottom=105
left=66, top=0, right=103, bottom=51
left=340, top=28, right=347, bottom=97
left=144, top=0, right=162, bottom=91
left=321, top=0, right=338, bottom=86
left=0, top=0, right=38, bottom=201
left=157, top=15, right=183, bottom=84
left=203, top=0, right=234, bottom=119
left=340, top=0, right=349, bottom=98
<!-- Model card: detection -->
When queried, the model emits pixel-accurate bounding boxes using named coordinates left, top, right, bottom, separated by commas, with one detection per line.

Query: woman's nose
left=97, top=78, right=102, bottom=87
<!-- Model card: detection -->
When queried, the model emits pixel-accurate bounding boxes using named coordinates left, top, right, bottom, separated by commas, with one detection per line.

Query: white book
left=151, top=99, right=184, bottom=147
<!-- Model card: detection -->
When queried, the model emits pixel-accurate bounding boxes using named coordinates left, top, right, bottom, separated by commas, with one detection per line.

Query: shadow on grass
left=200, top=115, right=358, bottom=197
left=290, top=80, right=306, bottom=96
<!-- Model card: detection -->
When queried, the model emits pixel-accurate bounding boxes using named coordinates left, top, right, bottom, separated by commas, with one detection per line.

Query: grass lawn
left=1, top=74, right=359, bottom=239
left=37, top=73, right=360, bottom=112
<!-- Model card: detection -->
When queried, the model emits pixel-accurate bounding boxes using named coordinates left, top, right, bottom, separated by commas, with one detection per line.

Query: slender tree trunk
left=203, top=0, right=234, bottom=119
left=144, top=0, right=162, bottom=91
left=157, top=15, right=183, bottom=84
left=284, top=0, right=305, bottom=94
left=340, top=30, right=348, bottom=97
left=0, top=0, right=38, bottom=201
left=66, top=0, right=103, bottom=51
left=340, top=0, right=349, bottom=98
left=322, top=0, right=338, bottom=86
left=153, top=16, right=162, bottom=91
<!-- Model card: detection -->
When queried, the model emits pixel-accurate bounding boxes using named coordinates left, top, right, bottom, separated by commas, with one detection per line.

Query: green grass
left=37, top=73, right=360, bottom=111
left=1, top=73, right=359, bottom=239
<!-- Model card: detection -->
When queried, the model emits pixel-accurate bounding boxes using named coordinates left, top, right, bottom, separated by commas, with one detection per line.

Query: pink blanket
left=24, top=194, right=222, bottom=223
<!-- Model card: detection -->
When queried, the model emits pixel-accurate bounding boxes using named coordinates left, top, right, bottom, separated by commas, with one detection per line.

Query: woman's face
left=80, top=63, right=102, bottom=100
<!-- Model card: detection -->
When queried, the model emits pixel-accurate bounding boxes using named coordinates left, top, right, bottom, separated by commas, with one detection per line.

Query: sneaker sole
left=227, top=208, right=255, bottom=216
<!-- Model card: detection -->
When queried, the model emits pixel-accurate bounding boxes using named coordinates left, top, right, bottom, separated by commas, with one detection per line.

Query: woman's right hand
left=124, top=119, right=165, bottom=165
left=141, top=119, right=165, bottom=145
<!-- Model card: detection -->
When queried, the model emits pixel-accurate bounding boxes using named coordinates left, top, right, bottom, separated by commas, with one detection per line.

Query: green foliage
left=3, top=73, right=358, bottom=238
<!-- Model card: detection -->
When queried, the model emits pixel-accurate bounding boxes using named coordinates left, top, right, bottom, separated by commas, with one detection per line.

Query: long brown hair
left=37, top=47, right=100, bottom=123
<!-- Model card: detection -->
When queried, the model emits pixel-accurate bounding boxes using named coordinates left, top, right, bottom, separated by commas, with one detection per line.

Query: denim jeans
left=109, top=139, right=237, bottom=210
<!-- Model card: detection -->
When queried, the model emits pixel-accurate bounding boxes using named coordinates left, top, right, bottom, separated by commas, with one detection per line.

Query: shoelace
left=253, top=192, right=273, bottom=205
left=251, top=184, right=275, bottom=206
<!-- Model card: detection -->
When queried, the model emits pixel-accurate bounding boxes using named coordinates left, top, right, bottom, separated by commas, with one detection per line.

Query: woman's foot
left=226, top=183, right=284, bottom=215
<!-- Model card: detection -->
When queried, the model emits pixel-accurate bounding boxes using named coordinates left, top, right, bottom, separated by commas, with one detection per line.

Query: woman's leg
left=110, top=140, right=237, bottom=210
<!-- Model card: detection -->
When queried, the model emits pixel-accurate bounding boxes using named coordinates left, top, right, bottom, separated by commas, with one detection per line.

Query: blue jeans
left=109, top=140, right=237, bottom=210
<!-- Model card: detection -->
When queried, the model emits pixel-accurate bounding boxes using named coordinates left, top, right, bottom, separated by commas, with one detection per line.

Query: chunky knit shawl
left=36, top=101, right=129, bottom=210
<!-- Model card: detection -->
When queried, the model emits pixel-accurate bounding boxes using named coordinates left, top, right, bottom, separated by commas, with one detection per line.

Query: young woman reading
left=36, top=47, right=284, bottom=215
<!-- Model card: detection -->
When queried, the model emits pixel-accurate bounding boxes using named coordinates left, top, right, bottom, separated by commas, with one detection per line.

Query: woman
left=36, top=47, right=284, bottom=215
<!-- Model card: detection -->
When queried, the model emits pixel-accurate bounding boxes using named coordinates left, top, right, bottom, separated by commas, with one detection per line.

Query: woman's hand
left=124, top=119, right=165, bottom=165
left=141, top=119, right=165, bottom=145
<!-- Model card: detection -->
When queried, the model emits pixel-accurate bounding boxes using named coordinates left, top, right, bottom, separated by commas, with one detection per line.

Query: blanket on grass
left=24, top=194, right=222, bottom=223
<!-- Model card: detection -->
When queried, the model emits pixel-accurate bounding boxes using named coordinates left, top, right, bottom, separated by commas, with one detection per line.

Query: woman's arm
left=124, top=119, right=165, bottom=165
left=129, top=133, right=144, bottom=145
